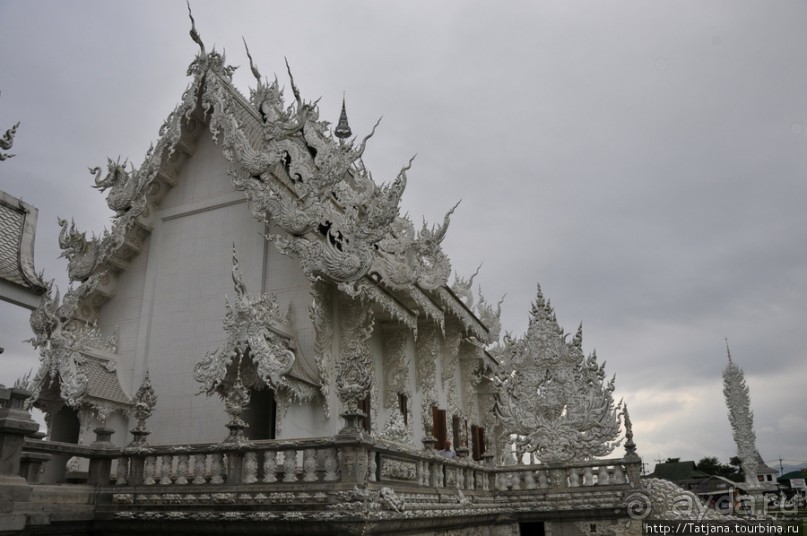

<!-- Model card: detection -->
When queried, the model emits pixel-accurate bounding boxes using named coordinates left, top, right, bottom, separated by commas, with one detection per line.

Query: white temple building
left=1, top=15, right=755, bottom=536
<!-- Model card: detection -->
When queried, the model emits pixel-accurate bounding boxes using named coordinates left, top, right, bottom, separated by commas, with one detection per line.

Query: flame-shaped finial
left=243, top=37, right=261, bottom=84
left=187, top=1, right=205, bottom=55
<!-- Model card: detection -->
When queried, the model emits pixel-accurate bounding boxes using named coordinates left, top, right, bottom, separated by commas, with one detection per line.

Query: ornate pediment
left=193, top=248, right=295, bottom=395
left=26, top=280, right=130, bottom=419
left=493, top=285, right=623, bottom=463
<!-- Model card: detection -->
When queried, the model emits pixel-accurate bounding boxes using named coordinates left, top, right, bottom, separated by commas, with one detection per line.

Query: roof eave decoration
left=493, top=284, right=623, bottom=464
left=0, top=191, right=47, bottom=301
left=193, top=248, right=296, bottom=397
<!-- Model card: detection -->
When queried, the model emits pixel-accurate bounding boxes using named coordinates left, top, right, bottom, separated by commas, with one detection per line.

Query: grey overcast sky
left=1, top=1, right=805, bottom=473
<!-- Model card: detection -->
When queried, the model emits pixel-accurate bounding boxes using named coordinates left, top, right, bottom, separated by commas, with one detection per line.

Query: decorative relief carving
left=442, top=328, right=462, bottom=419
left=380, top=408, right=413, bottom=446
left=381, top=458, right=418, bottom=481
left=494, top=285, right=623, bottom=463
left=415, top=324, right=440, bottom=436
left=309, top=281, right=333, bottom=417
left=381, top=324, right=408, bottom=410
left=129, top=372, right=157, bottom=446
left=335, top=298, right=374, bottom=417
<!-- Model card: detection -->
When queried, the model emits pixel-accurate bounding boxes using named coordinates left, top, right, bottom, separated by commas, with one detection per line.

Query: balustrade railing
left=19, top=433, right=639, bottom=498
left=492, top=457, right=638, bottom=491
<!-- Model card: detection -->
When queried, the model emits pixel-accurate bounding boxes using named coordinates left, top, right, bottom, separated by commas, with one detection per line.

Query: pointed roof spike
left=242, top=37, right=261, bottom=83
left=284, top=58, right=302, bottom=105
left=725, top=337, right=733, bottom=363
left=572, top=323, right=583, bottom=347
left=335, top=93, right=353, bottom=139
left=186, top=1, right=205, bottom=55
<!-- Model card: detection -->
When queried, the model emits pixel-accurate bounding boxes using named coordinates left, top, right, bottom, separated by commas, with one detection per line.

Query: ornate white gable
left=494, top=285, right=623, bottom=463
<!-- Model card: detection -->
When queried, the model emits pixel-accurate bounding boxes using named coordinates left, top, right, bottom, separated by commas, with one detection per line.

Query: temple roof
left=0, top=189, right=46, bottom=309
left=46, top=41, right=493, bottom=343
left=82, top=354, right=132, bottom=407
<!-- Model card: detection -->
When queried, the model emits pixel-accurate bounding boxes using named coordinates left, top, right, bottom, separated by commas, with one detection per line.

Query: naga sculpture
left=57, top=218, right=108, bottom=282
left=91, top=157, right=140, bottom=215
left=0, top=121, right=19, bottom=161
left=494, top=285, right=623, bottom=463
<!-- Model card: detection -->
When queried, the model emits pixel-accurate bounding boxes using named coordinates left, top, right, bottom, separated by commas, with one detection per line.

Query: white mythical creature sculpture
left=57, top=218, right=110, bottom=282
left=494, top=285, right=623, bottom=463
left=91, top=157, right=141, bottom=215
left=0, top=121, right=19, bottom=160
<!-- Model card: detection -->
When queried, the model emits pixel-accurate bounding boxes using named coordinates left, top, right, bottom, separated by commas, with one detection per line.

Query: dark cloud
left=1, top=0, right=804, bottom=470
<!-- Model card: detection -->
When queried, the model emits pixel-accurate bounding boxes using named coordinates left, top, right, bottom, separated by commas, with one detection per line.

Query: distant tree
left=696, top=456, right=740, bottom=478
left=665, top=458, right=681, bottom=463
left=802, top=468, right=807, bottom=479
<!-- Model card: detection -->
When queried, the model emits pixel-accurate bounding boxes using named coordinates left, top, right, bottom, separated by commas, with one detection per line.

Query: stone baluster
left=323, top=449, right=338, bottom=482
left=115, top=457, right=129, bottom=485
left=537, top=469, right=548, bottom=488
left=422, top=460, right=432, bottom=487
left=568, top=467, right=580, bottom=487
left=550, top=468, right=566, bottom=488
left=597, top=465, right=610, bottom=485
left=456, top=466, right=464, bottom=489
left=262, top=451, right=278, bottom=483
left=612, top=464, right=625, bottom=484
left=242, top=452, right=258, bottom=484
left=191, top=454, right=207, bottom=484
left=368, top=451, right=377, bottom=483
left=174, top=454, right=189, bottom=485
left=510, top=470, right=521, bottom=490
left=143, top=456, right=157, bottom=485
left=435, top=462, right=444, bottom=487
left=583, top=467, right=594, bottom=486
left=522, top=469, right=534, bottom=489
left=282, top=450, right=297, bottom=482
left=159, top=455, right=173, bottom=485
left=209, top=453, right=225, bottom=484
left=302, top=449, right=317, bottom=482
